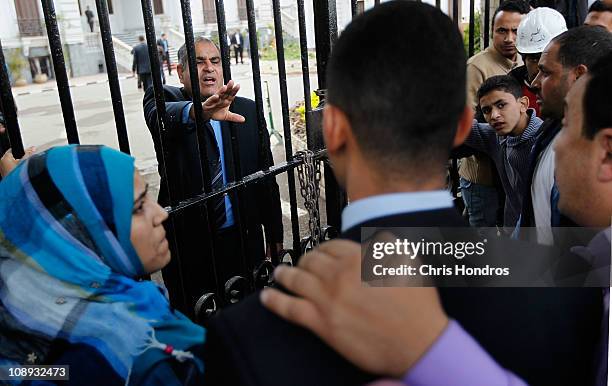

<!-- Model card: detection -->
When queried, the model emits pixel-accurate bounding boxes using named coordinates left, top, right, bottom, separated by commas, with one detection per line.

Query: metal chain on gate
left=296, top=150, right=322, bottom=247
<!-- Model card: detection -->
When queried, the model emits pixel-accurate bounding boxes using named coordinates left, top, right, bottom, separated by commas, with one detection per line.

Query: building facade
left=0, top=0, right=482, bottom=84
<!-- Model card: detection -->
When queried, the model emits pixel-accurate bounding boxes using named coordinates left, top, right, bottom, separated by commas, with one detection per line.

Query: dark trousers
left=88, top=20, right=94, bottom=32
left=233, top=46, right=243, bottom=64
left=140, top=73, right=152, bottom=91
left=163, top=52, right=172, bottom=74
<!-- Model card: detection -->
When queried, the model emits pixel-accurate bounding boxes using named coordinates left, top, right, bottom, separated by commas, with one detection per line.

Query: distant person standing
left=230, top=30, right=244, bottom=64
left=157, top=33, right=172, bottom=75
left=85, top=6, right=95, bottom=33
left=132, top=36, right=152, bottom=91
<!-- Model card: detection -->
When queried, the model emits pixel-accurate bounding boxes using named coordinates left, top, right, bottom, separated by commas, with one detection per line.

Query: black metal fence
left=0, top=0, right=487, bottom=323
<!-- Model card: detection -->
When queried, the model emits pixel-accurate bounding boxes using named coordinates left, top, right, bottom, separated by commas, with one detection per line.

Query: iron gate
left=0, top=0, right=489, bottom=322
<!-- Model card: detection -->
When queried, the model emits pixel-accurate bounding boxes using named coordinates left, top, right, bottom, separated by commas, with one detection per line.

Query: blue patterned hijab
left=0, top=145, right=204, bottom=384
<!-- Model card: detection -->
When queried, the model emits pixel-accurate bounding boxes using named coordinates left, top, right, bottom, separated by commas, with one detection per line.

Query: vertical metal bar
left=214, top=0, right=250, bottom=274
left=214, top=0, right=232, bottom=81
left=436, top=0, right=441, bottom=9
left=272, top=0, right=300, bottom=257
left=469, top=0, right=475, bottom=57
left=245, top=0, right=269, bottom=168
left=311, top=0, right=344, bottom=232
left=0, top=39, right=25, bottom=158
left=374, top=0, right=380, bottom=5
left=95, top=0, right=130, bottom=154
left=177, top=0, right=226, bottom=294
left=312, top=0, right=338, bottom=90
left=296, top=0, right=313, bottom=146
left=484, top=0, right=490, bottom=49
left=140, top=0, right=190, bottom=313
left=452, top=0, right=459, bottom=24
left=351, top=0, right=358, bottom=17
left=41, top=0, right=80, bottom=144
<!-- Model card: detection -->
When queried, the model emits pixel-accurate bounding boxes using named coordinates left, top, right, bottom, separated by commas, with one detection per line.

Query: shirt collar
left=341, top=190, right=453, bottom=232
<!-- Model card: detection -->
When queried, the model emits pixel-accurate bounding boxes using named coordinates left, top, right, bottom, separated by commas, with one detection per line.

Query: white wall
left=0, top=0, right=20, bottom=46
left=122, top=0, right=146, bottom=31
left=57, top=0, right=86, bottom=44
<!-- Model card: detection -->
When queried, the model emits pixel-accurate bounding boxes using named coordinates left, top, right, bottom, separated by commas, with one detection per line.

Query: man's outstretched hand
left=191, top=80, right=245, bottom=123
left=1, top=146, right=36, bottom=177
left=260, top=238, right=449, bottom=379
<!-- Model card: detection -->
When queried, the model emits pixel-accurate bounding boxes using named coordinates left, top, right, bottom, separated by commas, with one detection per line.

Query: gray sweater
left=459, top=109, right=543, bottom=227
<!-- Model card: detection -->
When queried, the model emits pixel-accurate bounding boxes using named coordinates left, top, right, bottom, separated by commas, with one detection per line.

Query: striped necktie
left=206, top=122, right=227, bottom=229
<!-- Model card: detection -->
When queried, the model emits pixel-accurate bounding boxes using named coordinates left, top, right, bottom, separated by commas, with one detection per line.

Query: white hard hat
left=516, top=7, right=568, bottom=54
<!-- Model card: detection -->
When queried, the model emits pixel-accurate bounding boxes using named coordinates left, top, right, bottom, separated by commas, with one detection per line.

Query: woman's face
left=130, top=172, right=170, bottom=273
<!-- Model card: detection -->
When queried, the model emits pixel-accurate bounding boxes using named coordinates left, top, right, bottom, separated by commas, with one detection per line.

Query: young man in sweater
left=455, top=75, right=542, bottom=228
left=460, top=0, right=530, bottom=228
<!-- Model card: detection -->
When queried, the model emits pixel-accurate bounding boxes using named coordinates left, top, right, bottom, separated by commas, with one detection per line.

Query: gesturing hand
left=260, top=238, right=449, bottom=379
left=198, top=80, right=245, bottom=123
left=1, top=146, right=36, bottom=178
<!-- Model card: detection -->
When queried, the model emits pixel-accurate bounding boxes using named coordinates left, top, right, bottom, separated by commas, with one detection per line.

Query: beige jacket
left=460, top=46, right=523, bottom=185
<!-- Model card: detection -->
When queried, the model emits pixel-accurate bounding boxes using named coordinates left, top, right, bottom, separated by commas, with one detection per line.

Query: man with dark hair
left=454, top=75, right=542, bottom=227
left=132, top=35, right=152, bottom=91
left=461, top=0, right=529, bottom=228
left=230, top=30, right=244, bottom=64
left=156, top=33, right=172, bottom=75
left=202, top=3, right=603, bottom=386
left=585, top=0, right=612, bottom=31
left=553, top=51, right=612, bottom=386
left=143, top=36, right=283, bottom=315
left=521, top=25, right=612, bottom=244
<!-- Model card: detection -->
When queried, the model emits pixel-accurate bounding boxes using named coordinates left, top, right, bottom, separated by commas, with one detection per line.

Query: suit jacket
left=143, top=85, right=283, bottom=312
left=143, top=85, right=283, bottom=240
left=203, top=207, right=602, bottom=386
left=230, top=33, right=243, bottom=47
left=132, top=43, right=151, bottom=75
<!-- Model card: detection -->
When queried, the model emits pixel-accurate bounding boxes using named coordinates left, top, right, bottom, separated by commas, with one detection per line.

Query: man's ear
left=177, top=64, right=184, bottom=83
left=519, top=95, right=529, bottom=113
left=453, top=105, right=474, bottom=148
left=573, top=64, right=588, bottom=81
left=595, top=128, right=612, bottom=183
left=323, top=104, right=350, bottom=155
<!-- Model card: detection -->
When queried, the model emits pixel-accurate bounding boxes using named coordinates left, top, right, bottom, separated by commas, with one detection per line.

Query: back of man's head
left=552, top=25, right=612, bottom=70
left=326, top=1, right=466, bottom=177
left=138, top=35, right=145, bottom=42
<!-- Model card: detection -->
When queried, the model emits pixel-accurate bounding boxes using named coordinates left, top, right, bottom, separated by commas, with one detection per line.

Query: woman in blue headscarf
left=0, top=145, right=205, bottom=385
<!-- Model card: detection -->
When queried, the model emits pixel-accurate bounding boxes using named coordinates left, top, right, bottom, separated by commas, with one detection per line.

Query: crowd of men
left=190, top=1, right=612, bottom=385
left=0, top=0, right=611, bottom=385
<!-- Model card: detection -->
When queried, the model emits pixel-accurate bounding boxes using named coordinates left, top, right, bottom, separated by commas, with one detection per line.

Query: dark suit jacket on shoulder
left=203, top=207, right=602, bottom=386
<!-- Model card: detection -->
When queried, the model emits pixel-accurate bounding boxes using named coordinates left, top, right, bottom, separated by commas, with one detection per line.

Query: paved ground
left=12, top=59, right=328, bottom=249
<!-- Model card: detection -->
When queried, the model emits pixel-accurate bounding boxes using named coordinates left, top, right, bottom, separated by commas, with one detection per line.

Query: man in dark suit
left=84, top=6, right=95, bottom=33
left=156, top=33, right=172, bottom=75
left=230, top=31, right=244, bottom=64
left=143, top=36, right=283, bottom=315
left=132, top=36, right=152, bottom=91
left=202, top=3, right=604, bottom=386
